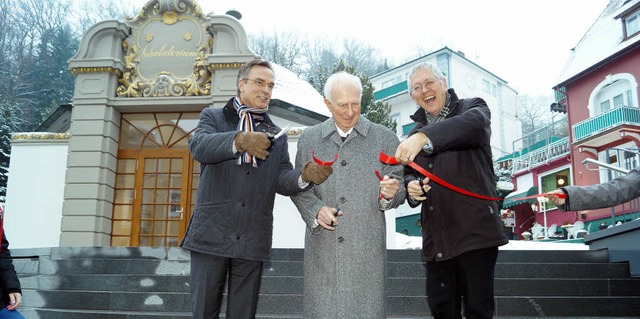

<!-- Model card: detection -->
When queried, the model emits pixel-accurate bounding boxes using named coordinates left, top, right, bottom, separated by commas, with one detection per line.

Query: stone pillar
left=63, top=20, right=129, bottom=246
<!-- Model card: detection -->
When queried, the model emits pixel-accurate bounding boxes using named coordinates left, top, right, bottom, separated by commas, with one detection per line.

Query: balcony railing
left=572, top=106, right=640, bottom=142
left=373, top=80, right=408, bottom=101
left=511, top=137, right=571, bottom=172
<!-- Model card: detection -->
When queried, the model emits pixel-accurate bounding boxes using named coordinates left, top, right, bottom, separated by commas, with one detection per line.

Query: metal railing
left=511, top=136, right=570, bottom=172
left=572, top=106, right=640, bottom=142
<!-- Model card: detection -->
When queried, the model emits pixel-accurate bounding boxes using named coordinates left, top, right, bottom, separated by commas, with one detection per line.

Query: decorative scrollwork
left=117, top=0, right=211, bottom=97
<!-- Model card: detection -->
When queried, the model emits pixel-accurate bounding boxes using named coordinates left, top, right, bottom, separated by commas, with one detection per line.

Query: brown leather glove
left=301, top=162, right=334, bottom=185
left=235, top=132, right=271, bottom=160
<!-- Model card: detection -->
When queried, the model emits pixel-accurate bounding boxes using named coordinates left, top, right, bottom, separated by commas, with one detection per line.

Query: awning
left=502, top=186, right=538, bottom=208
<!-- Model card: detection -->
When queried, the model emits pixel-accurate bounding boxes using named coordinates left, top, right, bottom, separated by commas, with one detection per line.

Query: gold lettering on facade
left=140, top=45, right=198, bottom=58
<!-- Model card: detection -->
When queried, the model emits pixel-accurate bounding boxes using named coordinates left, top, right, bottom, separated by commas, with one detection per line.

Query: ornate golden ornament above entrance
left=117, top=0, right=212, bottom=97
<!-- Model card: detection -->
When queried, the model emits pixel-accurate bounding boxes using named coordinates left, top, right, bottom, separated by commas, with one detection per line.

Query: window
left=625, top=10, right=640, bottom=37
left=600, top=100, right=611, bottom=113
left=482, top=79, right=491, bottom=94
left=540, top=169, right=571, bottom=210
left=613, top=94, right=624, bottom=107
left=491, top=84, right=497, bottom=97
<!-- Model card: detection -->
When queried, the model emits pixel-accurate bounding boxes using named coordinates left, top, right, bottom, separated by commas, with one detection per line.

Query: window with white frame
left=594, top=77, right=635, bottom=115
left=624, top=9, right=640, bottom=38
left=482, top=79, right=491, bottom=94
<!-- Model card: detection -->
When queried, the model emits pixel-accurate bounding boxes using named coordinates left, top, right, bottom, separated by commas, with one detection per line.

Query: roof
left=555, top=0, right=640, bottom=86
left=270, top=63, right=330, bottom=118
left=502, top=186, right=538, bottom=209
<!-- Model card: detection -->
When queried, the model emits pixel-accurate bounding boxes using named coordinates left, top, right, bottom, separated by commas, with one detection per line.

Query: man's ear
left=324, top=98, right=332, bottom=110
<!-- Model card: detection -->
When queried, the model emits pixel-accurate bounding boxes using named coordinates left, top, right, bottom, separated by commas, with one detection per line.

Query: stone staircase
left=10, top=246, right=640, bottom=318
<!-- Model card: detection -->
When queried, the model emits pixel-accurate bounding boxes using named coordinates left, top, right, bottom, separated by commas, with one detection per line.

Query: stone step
left=21, top=289, right=640, bottom=317
left=20, top=274, right=640, bottom=297
left=22, top=257, right=630, bottom=280
left=12, top=247, right=640, bottom=318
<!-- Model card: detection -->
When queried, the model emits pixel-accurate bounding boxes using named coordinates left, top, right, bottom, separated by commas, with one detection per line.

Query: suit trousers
left=425, top=246, right=499, bottom=319
left=190, top=251, right=264, bottom=319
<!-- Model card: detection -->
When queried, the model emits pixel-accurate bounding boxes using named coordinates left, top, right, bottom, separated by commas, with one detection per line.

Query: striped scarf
left=234, top=97, right=269, bottom=167
left=426, top=92, right=454, bottom=125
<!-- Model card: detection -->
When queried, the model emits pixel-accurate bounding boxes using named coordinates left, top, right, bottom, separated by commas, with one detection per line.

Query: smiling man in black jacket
left=395, top=62, right=508, bottom=319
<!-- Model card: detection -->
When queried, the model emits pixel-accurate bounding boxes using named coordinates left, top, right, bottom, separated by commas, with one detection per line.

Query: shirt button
left=429, top=206, right=434, bottom=211
left=246, top=170, right=250, bottom=175
left=338, top=237, right=344, bottom=243
left=341, top=160, right=347, bottom=166
left=437, top=252, right=443, bottom=258
left=241, top=202, right=245, bottom=207
left=236, top=236, right=241, bottom=240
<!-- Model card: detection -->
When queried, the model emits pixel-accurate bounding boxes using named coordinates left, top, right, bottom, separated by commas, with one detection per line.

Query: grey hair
left=407, top=62, right=446, bottom=90
left=236, top=59, right=274, bottom=95
left=323, top=71, right=362, bottom=103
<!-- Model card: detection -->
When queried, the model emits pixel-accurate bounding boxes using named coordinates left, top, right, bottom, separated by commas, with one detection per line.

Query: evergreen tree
left=0, top=103, right=14, bottom=203
left=321, top=60, right=397, bottom=132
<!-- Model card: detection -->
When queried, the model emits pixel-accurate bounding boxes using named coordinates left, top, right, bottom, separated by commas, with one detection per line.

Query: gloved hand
left=301, top=162, right=334, bottom=185
left=235, top=132, right=271, bottom=160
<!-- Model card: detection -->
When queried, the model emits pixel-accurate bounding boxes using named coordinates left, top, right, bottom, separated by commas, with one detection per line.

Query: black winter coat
left=405, top=89, right=508, bottom=262
left=181, top=98, right=305, bottom=261
left=1, top=232, right=22, bottom=308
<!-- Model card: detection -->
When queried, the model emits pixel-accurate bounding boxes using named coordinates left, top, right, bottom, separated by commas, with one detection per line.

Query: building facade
left=4, top=0, right=341, bottom=249
left=503, top=0, right=640, bottom=240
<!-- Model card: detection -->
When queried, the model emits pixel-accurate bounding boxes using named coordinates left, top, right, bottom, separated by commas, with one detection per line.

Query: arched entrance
left=112, top=112, right=200, bottom=247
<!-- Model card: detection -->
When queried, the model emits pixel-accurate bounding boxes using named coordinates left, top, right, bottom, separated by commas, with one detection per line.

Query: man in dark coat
left=181, top=59, right=332, bottom=319
left=0, top=204, right=25, bottom=319
left=395, top=63, right=508, bottom=319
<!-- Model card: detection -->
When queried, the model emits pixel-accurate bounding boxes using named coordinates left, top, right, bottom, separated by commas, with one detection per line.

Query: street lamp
left=537, top=196, right=550, bottom=239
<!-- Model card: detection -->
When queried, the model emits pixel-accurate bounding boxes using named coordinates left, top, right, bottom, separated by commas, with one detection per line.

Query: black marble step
left=22, top=274, right=640, bottom=298
left=12, top=247, right=640, bottom=318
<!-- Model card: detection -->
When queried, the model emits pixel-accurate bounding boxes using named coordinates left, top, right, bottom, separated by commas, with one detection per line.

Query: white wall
left=4, top=140, right=67, bottom=249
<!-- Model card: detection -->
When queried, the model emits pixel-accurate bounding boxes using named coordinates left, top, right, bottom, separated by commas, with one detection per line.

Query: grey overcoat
left=291, top=117, right=405, bottom=319
left=560, top=167, right=640, bottom=211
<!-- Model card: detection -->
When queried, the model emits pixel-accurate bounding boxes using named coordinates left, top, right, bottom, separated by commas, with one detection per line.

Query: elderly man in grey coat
left=291, top=71, right=406, bottom=319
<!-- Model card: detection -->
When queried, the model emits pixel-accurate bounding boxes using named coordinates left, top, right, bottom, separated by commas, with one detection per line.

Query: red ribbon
left=312, top=150, right=338, bottom=166
left=378, top=152, right=566, bottom=201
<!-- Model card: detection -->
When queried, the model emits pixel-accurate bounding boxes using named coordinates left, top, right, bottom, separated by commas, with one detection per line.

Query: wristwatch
left=422, top=140, right=434, bottom=154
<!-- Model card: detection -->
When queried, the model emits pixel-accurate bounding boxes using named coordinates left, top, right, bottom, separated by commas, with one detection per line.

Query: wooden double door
left=112, top=112, right=200, bottom=247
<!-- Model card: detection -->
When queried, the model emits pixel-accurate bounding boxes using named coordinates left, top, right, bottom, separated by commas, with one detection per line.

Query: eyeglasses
left=244, top=78, right=275, bottom=90
left=411, top=79, right=438, bottom=93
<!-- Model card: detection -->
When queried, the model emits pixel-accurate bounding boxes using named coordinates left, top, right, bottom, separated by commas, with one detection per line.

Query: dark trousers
left=425, top=246, right=499, bottom=319
left=190, top=251, right=264, bottom=319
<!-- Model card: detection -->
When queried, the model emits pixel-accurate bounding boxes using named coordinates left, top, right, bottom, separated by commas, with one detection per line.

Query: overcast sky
left=132, top=0, right=610, bottom=96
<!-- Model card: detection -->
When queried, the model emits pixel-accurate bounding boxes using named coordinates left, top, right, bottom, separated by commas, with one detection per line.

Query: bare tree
left=72, top=0, right=139, bottom=34
left=517, top=94, right=567, bottom=146
left=342, top=38, right=387, bottom=76
left=249, top=31, right=307, bottom=76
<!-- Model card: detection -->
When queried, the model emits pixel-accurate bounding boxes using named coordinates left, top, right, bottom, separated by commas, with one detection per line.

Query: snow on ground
left=394, top=233, right=589, bottom=250
left=499, top=240, right=588, bottom=250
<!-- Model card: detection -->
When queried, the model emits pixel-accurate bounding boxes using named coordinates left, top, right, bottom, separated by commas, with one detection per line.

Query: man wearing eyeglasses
left=395, top=63, right=508, bottom=319
left=181, top=59, right=333, bottom=319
